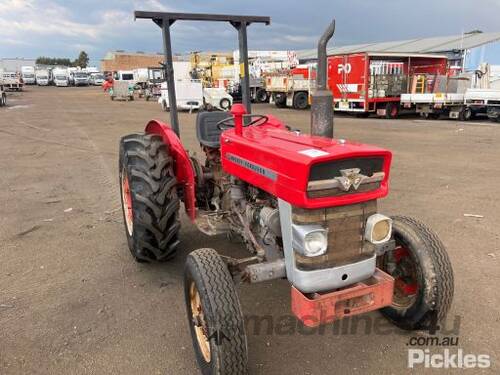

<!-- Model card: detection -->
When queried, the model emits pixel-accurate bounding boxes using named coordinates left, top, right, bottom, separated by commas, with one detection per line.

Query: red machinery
left=119, top=12, right=454, bottom=374
left=328, top=52, right=448, bottom=118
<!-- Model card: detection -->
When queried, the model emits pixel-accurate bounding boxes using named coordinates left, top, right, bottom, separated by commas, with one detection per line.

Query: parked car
left=89, top=73, right=105, bottom=86
left=203, top=87, right=233, bottom=111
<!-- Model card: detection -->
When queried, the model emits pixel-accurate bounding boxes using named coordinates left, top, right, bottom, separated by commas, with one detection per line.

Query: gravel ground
left=1, top=86, right=499, bottom=374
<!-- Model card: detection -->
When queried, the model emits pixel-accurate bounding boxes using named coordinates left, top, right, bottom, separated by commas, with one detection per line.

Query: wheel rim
left=190, top=282, right=211, bottom=363
left=381, top=245, right=419, bottom=309
left=121, top=168, right=134, bottom=236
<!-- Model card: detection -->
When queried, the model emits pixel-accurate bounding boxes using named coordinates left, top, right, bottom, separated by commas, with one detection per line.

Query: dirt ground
left=1, top=86, right=499, bottom=374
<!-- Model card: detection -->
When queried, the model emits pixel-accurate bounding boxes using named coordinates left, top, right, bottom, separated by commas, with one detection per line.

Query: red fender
left=145, top=119, right=196, bottom=221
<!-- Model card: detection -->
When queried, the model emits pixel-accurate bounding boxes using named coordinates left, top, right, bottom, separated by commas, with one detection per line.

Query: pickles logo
left=408, top=349, right=490, bottom=369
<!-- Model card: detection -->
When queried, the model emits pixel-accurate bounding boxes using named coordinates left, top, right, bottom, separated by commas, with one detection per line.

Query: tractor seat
left=196, top=111, right=232, bottom=148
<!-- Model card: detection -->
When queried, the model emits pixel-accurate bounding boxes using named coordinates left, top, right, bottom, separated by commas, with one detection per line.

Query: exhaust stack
left=311, top=20, right=335, bottom=138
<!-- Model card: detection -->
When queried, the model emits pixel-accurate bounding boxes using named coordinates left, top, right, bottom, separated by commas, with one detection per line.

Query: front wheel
left=378, top=216, right=454, bottom=330
left=184, top=248, right=248, bottom=375
left=293, top=92, right=309, bottom=110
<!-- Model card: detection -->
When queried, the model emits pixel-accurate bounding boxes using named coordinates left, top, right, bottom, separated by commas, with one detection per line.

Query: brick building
left=100, top=51, right=173, bottom=72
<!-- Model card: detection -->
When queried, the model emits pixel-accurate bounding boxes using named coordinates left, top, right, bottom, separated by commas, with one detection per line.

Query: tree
left=35, top=56, right=72, bottom=66
left=74, top=51, right=89, bottom=68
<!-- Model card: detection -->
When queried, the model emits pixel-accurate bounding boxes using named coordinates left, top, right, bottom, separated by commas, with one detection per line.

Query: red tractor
left=119, top=11, right=454, bottom=375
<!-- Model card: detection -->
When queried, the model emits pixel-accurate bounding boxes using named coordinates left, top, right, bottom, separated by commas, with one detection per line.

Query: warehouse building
left=100, top=51, right=176, bottom=72
left=0, top=58, right=36, bottom=72
left=298, top=31, right=500, bottom=70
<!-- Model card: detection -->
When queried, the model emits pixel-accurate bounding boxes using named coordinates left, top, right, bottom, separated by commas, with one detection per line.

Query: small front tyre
left=378, top=216, right=454, bottom=330
left=184, top=248, right=248, bottom=375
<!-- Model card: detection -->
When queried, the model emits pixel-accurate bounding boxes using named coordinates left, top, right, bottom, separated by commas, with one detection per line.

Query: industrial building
left=0, top=58, right=36, bottom=72
left=298, top=31, right=500, bottom=69
left=100, top=51, right=175, bottom=72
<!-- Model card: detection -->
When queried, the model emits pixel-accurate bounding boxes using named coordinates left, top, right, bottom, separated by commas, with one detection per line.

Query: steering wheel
left=217, top=114, right=269, bottom=130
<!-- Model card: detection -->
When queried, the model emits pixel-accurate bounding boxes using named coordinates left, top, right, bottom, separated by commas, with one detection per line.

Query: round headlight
left=304, top=231, right=328, bottom=257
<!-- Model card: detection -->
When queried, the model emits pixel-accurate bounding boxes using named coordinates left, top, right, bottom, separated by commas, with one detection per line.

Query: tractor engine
left=192, top=145, right=283, bottom=262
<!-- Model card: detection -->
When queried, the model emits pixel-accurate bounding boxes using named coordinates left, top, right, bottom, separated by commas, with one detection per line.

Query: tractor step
left=291, top=268, right=394, bottom=327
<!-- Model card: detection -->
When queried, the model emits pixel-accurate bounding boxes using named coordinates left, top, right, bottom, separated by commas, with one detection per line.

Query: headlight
left=365, top=214, right=392, bottom=244
left=292, top=224, right=328, bottom=257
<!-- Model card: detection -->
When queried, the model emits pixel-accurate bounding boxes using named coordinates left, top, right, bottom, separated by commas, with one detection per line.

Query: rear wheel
left=273, top=93, right=287, bottom=108
left=119, top=133, right=180, bottom=262
left=459, top=107, right=472, bottom=121
left=384, top=102, right=399, bottom=119
left=184, top=248, right=248, bottom=375
left=161, top=100, right=169, bottom=112
left=293, top=91, right=309, bottom=110
left=0, top=93, right=5, bottom=107
left=378, top=216, right=454, bottom=330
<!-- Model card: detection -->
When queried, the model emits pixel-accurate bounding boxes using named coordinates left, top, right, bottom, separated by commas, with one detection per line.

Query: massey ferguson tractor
left=119, top=11, right=454, bottom=375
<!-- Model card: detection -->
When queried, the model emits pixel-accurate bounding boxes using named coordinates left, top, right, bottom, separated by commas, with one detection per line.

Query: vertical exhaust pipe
left=311, top=20, right=335, bottom=138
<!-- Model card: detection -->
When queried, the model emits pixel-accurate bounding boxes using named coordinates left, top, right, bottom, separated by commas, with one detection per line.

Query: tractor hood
left=221, top=115, right=392, bottom=209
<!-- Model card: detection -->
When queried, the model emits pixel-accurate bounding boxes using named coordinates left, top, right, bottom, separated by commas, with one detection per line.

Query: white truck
left=401, top=64, right=500, bottom=121
left=73, top=71, right=89, bottom=86
left=1, top=70, right=23, bottom=91
left=53, top=67, right=69, bottom=87
left=36, top=69, right=50, bottom=86
left=159, top=79, right=203, bottom=111
left=114, top=70, right=135, bottom=83
left=21, top=66, right=36, bottom=85
left=266, top=65, right=316, bottom=109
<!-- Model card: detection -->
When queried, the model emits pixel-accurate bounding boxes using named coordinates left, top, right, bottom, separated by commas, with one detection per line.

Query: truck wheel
left=184, top=248, right=248, bottom=375
left=219, top=98, right=231, bottom=111
left=119, top=133, right=180, bottom=262
left=0, top=93, right=5, bottom=107
left=459, top=107, right=472, bottom=121
left=378, top=216, right=454, bottom=330
left=255, top=88, right=269, bottom=103
left=384, top=103, right=399, bottom=119
left=161, top=100, right=169, bottom=112
left=274, top=93, right=287, bottom=108
left=293, top=92, right=309, bottom=110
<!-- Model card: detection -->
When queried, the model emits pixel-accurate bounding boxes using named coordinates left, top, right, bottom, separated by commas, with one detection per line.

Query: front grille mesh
left=293, top=200, right=377, bottom=271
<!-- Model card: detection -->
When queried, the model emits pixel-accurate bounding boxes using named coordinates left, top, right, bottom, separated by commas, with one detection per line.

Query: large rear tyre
left=184, top=248, right=248, bottom=375
left=293, top=91, right=309, bottom=110
left=119, top=133, right=180, bottom=262
left=273, top=93, right=287, bottom=108
left=255, top=88, right=269, bottom=103
left=378, top=216, right=454, bottom=330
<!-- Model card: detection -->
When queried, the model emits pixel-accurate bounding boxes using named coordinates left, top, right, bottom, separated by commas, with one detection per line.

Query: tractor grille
left=307, top=157, right=384, bottom=198
left=292, top=200, right=377, bottom=271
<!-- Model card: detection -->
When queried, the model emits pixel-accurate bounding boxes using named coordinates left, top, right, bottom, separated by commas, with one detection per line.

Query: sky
left=1, top=0, right=500, bottom=66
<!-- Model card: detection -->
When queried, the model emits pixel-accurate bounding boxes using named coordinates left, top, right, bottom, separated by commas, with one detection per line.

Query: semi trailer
left=328, top=52, right=448, bottom=118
